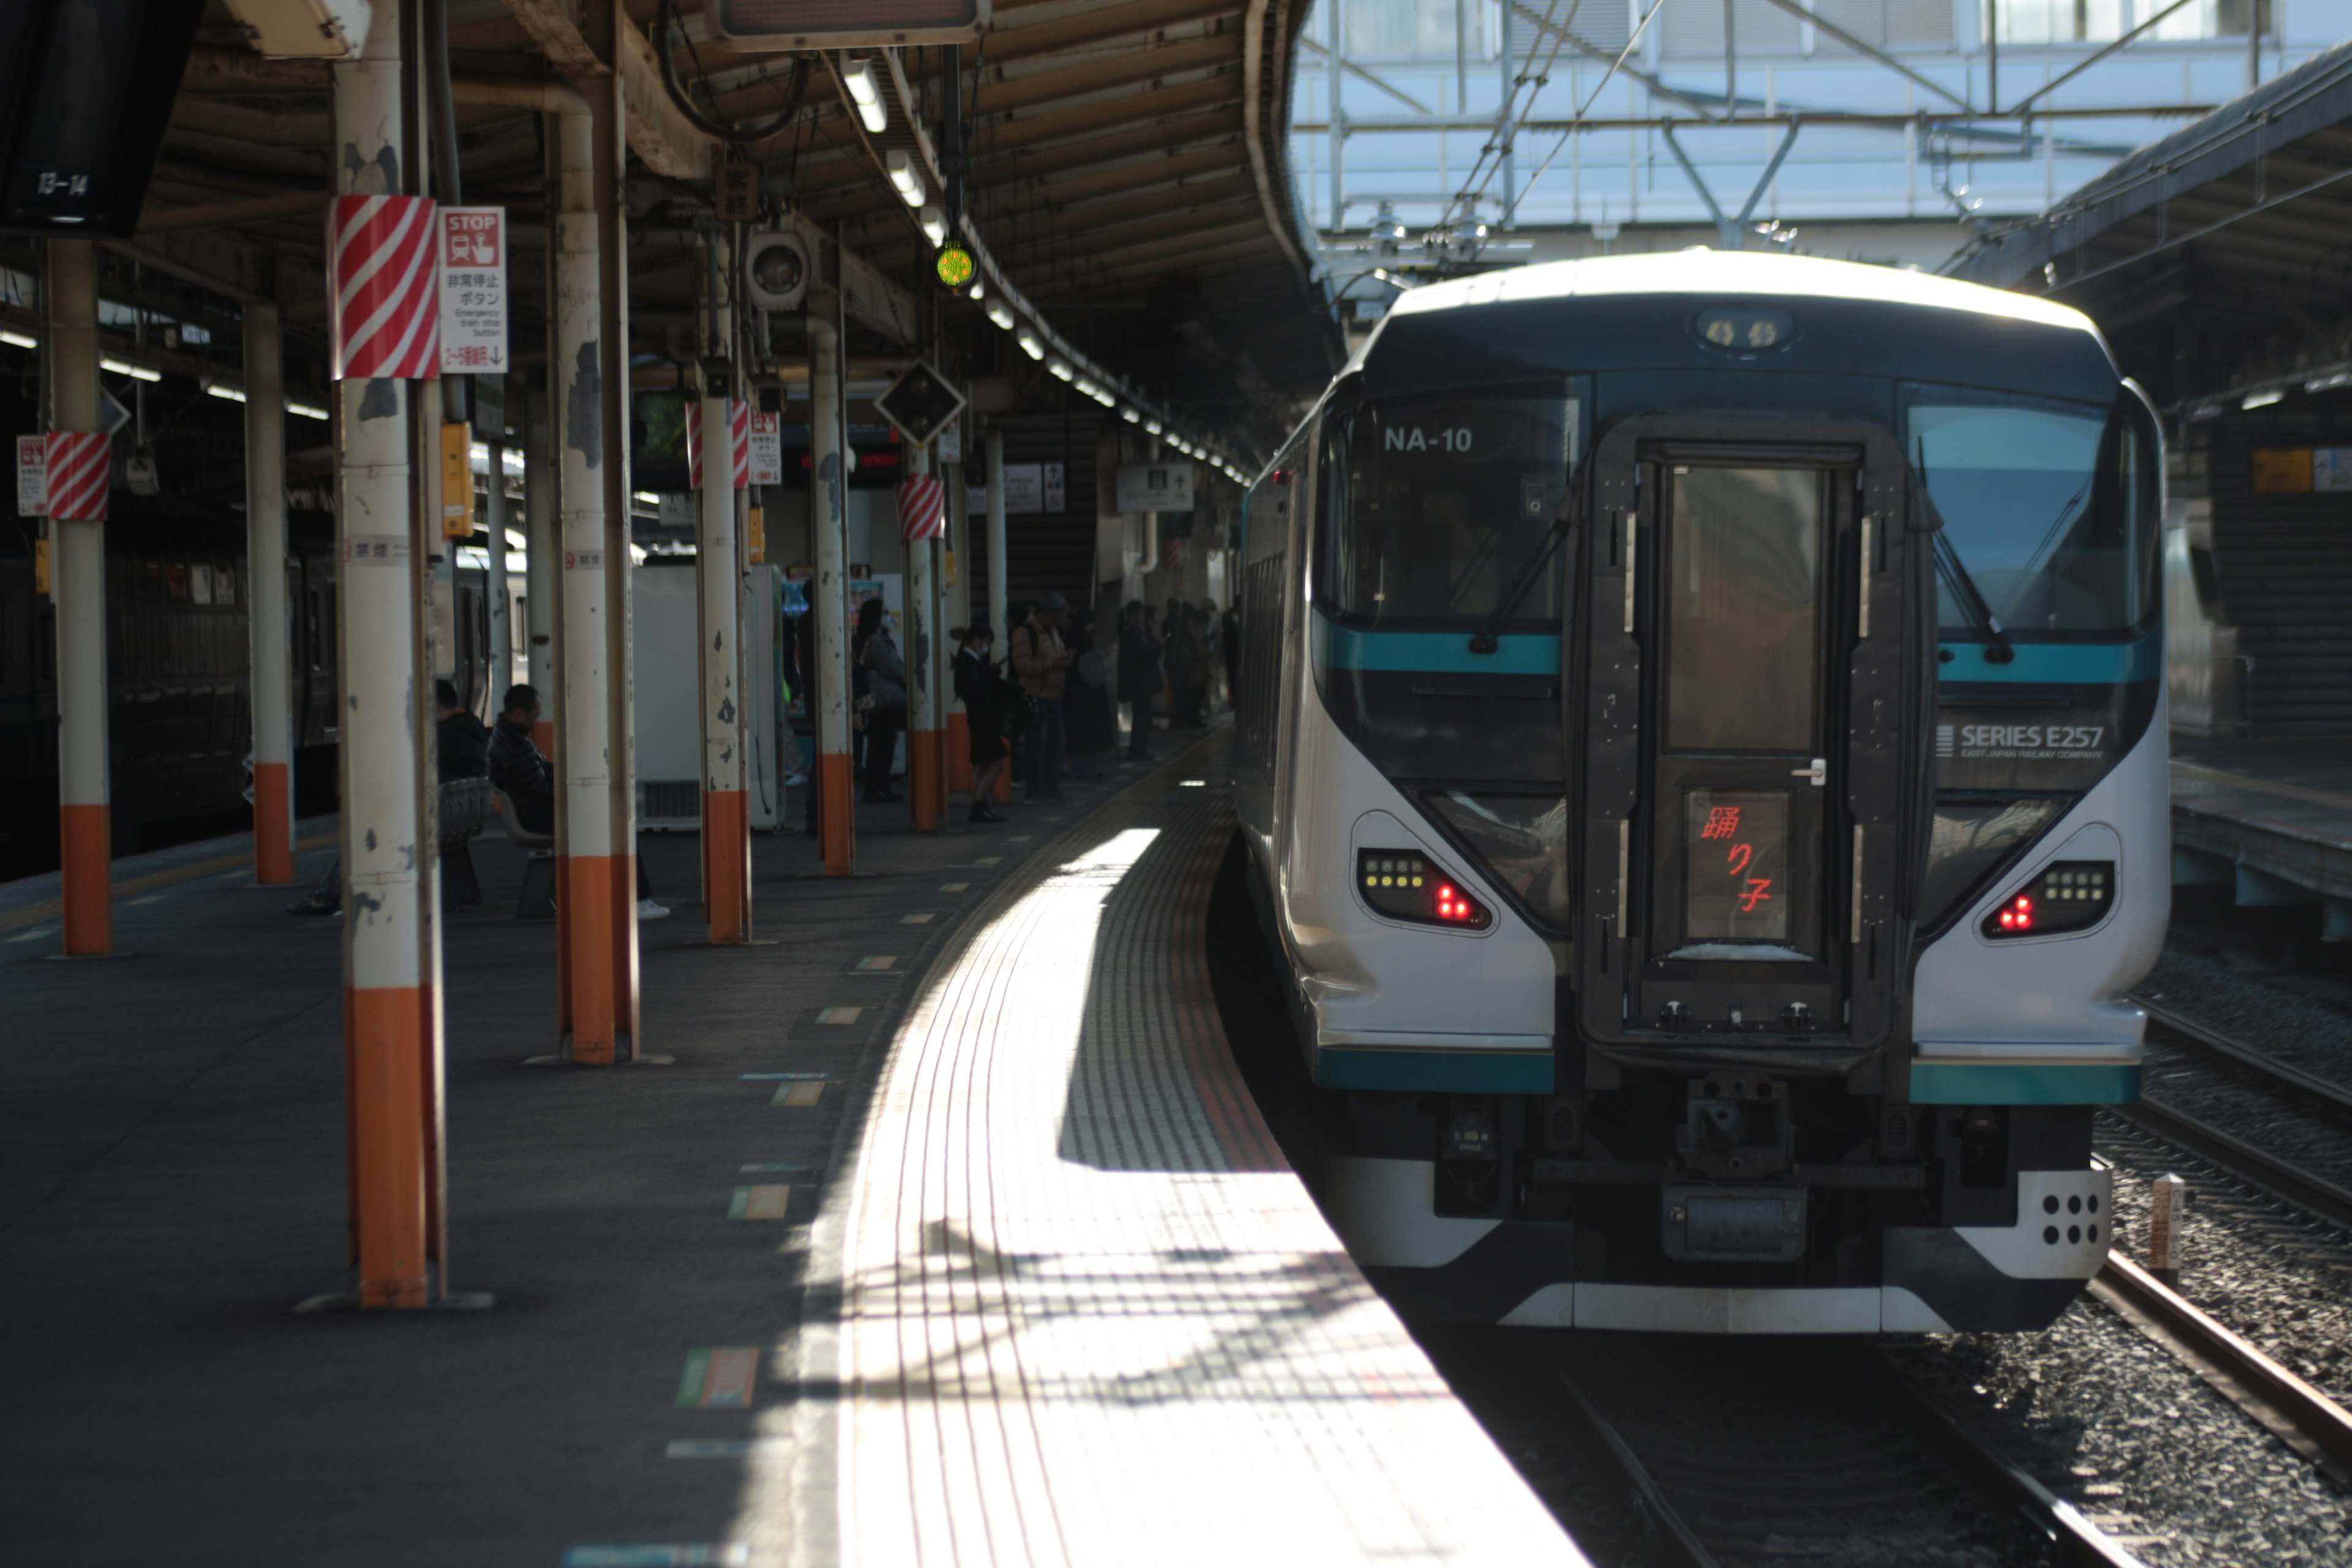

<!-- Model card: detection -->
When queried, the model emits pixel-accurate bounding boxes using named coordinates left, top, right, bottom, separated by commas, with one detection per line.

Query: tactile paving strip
left=769, top=758, right=1587, bottom=1567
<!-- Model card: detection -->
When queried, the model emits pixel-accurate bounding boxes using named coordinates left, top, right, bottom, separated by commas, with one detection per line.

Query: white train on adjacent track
left=1234, top=251, right=2166, bottom=1333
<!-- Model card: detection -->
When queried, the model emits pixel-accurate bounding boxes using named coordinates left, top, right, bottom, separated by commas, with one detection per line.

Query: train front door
left=1574, top=420, right=1918, bottom=1052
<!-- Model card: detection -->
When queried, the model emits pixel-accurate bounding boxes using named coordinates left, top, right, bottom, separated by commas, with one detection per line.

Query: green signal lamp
left=935, top=243, right=975, bottom=288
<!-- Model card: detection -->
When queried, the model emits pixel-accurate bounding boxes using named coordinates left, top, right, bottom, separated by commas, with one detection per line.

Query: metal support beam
left=944, top=428, right=971, bottom=800
left=524, top=384, right=556, bottom=707
left=47, top=240, right=108, bottom=955
left=986, top=426, right=1011, bottom=807
left=1752, top=0, right=1971, bottom=110
left=246, top=300, right=293, bottom=884
left=1734, top=121, right=1803, bottom=232
left=331, top=0, right=440, bottom=1307
left=484, top=429, right=511, bottom=701
left=1660, top=126, right=1736, bottom=247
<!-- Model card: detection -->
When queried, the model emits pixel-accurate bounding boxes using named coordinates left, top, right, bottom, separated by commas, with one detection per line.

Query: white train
left=1235, top=251, right=2166, bottom=1333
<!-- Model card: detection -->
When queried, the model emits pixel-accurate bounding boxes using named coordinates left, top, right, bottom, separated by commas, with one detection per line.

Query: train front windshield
left=1319, top=388, right=1581, bottom=630
left=1905, top=390, right=2161, bottom=638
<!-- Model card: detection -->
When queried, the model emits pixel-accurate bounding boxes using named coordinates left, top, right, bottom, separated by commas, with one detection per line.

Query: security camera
left=742, top=231, right=810, bottom=312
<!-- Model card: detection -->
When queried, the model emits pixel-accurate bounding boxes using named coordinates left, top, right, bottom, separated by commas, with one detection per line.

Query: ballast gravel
left=1886, top=1302, right=2352, bottom=1566
left=2098, top=1117, right=2352, bottom=1411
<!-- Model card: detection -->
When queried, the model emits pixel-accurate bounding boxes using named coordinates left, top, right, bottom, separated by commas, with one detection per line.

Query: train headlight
left=1981, top=861, right=2114, bottom=938
left=1357, top=849, right=1491, bottom=931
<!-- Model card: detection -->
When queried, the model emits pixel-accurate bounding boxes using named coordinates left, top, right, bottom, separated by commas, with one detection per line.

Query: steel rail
left=1866, top=1347, right=2153, bottom=1568
left=2111, top=1096, right=2352, bottom=1232
left=2091, top=1253, right=2352, bottom=1487
left=1555, top=1352, right=2151, bottom=1568
left=2133, top=993, right=2352, bottom=1117
left=1548, top=1364, right=1719, bottom=1568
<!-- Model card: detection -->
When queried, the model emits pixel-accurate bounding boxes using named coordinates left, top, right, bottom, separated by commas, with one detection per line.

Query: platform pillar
left=944, top=440, right=972, bottom=796
left=907, top=443, right=940, bottom=833
left=811, top=312, right=853, bottom=874
left=549, top=81, right=636, bottom=1061
left=329, top=10, right=441, bottom=1308
left=985, top=424, right=1012, bottom=804
left=484, top=431, right=511, bottom=699
left=522, top=382, right=554, bottom=741
left=45, top=239, right=109, bottom=954
left=243, top=300, right=295, bottom=884
left=695, top=307, right=747, bottom=940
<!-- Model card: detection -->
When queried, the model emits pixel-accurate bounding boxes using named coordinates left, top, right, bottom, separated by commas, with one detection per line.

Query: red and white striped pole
left=45, top=241, right=108, bottom=956
left=329, top=2, right=442, bottom=1308
left=689, top=373, right=748, bottom=942
left=900, top=453, right=943, bottom=832
left=246, top=300, right=295, bottom=885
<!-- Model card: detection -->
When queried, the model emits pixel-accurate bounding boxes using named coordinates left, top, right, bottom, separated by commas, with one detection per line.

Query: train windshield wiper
left=1912, top=444, right=2014, bottom=666
left=1468, top=492, right=1577, bottom=656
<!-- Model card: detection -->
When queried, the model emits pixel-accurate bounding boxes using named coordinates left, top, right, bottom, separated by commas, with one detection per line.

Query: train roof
left=1384, top=250, right=2097, bottom=336
left=1337, top=247, right=2124, bottom=409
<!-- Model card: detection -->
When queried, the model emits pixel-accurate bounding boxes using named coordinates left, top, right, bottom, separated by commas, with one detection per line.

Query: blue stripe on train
left=1313, top=619, right=1562, bottom=676
left=1314, top=1046, right=1557, bottom=1094
left=1908, top=1059, right=2141, bottom=1104
left=1313, top=619, right=2157, bottom=685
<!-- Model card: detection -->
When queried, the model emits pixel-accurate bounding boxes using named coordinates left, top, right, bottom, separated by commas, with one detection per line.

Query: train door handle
left=1792, top=757, right=1826, bottom=786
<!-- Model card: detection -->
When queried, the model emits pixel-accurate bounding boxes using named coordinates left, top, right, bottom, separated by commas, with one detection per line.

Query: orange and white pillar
left=246, top=300, right=294, bottom=884
left=549, top=86, right=635, bottom=1061
left=695, top=362, right=748, bottom=940
left=329, top=11, right=440, bottom=1308
left=811, top=313, right=854, bottom=875
left=45, top=239, right=109, bottom=955
left=906, top=444, right=940, bottom=833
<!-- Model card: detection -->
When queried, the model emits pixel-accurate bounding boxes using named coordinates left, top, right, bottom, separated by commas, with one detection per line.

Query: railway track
left=2122, top=995, right=2352, bottom=1231
left=1550, top=1337, right=2149, bottom=1568
left=2084, top=993, right=2352, bottom=1485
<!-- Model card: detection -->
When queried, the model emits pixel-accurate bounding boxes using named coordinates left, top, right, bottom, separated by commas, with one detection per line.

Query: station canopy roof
left=1947, top=40, right=2352, bottom=415
left=127, top=0, right=1342, bottom=456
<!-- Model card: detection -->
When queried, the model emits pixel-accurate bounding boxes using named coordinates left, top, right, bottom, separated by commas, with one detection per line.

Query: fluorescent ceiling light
left=287, top=400, right=330, bottom=420
left=1047, top=356, right=1074, bottom=382
left=842, top=59, right=887, bottom=133
left=968, top=276, right=985, bottom=300
left=1016, top=328, right=1044, bottom=360
left=633, top=491, right=662, bottom=504
left=1073, top=375, right=1098, bottom=398
left=1087, top=384, right=1115, bottom=408
left=1144, top=418, right=1163, bottom=435
left=919, top=203, right=946, bottom=246
left=986, top=302, right=1015, bottom=330
left=1120, top=405, right=1141, bottom=424
left=2242, top=388, right=2286, bottom=409
left=0, top=328, right=35, bottom=350
left=101, top=356, right=160, bottom=382
left=887, top=149, right=924, bottom=207
left=204, top=380, right=247, bottom=403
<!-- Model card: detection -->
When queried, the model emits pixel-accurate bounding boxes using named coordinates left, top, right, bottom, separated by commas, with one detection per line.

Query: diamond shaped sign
left=874, top=358, right=966, bottom=450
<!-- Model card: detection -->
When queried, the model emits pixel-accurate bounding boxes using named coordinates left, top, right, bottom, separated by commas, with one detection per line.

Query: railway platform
left=2171, top=737, right=2352, bottom=937
left=0, top=733, right=1581, bottom=1568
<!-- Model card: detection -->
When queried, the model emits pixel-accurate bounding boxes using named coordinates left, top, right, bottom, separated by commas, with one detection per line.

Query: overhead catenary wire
left=1511, top=0, right=1672, bottom=213
left=1433, top=0, right=1582, bottom=236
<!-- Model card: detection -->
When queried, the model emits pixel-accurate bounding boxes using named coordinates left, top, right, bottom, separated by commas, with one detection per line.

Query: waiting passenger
left=490, top=683, right=668, bottom=919
left=1118, top=600, right=1161, bottom=761
left=951, top=624, right=1011, bottom=824
left=1062, top=607, right=1115, bottom=779
left=1012, top=592, right=1070, bottom=802
left=288, top=679, right=488, bottom=918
